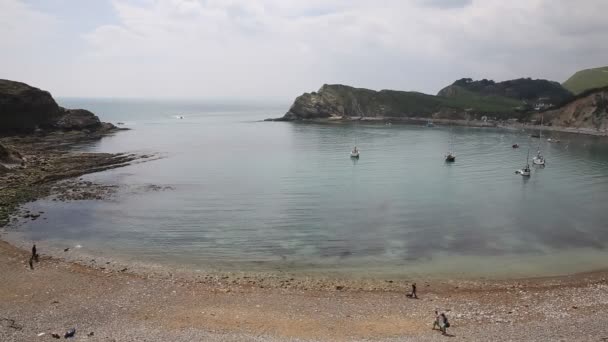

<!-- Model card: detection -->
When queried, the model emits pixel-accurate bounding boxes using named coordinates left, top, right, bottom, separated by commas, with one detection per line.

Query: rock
left=51, top=333, right=61, bottom=339
left=0, top=79, right=117, bottom=135
left=53, top=109, right=104, bottom=130
left=0, top=79, right=63, bottom=134
left=64, top=328, right=76, bottom=338
left=336, top=285, right=345, bottom=291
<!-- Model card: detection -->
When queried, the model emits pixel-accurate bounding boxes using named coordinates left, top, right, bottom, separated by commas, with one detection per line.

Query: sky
left=1, top=0, right=607, bottom=100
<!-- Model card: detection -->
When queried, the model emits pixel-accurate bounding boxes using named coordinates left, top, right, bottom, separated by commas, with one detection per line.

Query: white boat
left=533, top=115, right=547, bottom=166
left=532, top=151, right=545, bottom=166
left=350, top=147, right=360, bottom=158
left=516, top=149, right=532, bottom=177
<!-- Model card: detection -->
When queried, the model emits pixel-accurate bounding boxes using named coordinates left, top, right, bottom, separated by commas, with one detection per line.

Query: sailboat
left=532, top=115, right=546, bottom=166
left=350, top=98, right=363, bottom=159
left=445, top=129, right=455, bottom=162
left=516, top=148, right=531, bottom=176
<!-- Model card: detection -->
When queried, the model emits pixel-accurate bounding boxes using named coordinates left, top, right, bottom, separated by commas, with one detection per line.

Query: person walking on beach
left=407, top=283, right=418, bottom=298
left=32, top=244, right=38, bottom=262
left=432, top=310, right=440, bottom=330
left=432, top=311, right=449, bottom=335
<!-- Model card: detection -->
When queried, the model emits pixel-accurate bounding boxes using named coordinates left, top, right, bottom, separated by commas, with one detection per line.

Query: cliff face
left=280, top=84, right=462, bottom=121
left=0, top=79, right=115, bottom=135
left=277, top=84, right=527, bottom=121
left=542, top=88, right=608, bottom=131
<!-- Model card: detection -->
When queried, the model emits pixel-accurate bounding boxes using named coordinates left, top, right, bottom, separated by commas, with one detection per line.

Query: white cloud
left=2, top=0, right=608, bottom=99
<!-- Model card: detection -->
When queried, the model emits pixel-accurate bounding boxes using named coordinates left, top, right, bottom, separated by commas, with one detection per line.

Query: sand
left=2, top=240, right=608, bottom=342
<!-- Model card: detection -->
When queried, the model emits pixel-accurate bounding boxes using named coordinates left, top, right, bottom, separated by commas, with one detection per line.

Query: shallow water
left=7, top=99, right=608, bottom=278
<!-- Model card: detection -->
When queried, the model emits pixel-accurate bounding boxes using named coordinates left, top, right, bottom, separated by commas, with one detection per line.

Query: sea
left=6, top=98, right=608, bottom=279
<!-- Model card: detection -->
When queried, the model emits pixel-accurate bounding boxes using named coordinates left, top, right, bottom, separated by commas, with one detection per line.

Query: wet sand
left=2, top=240, right=608, bottom=341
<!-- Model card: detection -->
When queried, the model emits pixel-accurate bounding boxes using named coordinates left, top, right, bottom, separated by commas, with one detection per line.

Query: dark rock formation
left=0, top=79, right=116, bottom=135
left=53, top=109, right=104, bottom=130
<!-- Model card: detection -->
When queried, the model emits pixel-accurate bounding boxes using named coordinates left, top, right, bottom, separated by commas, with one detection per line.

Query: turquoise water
left=9, top=99, right=608, bottom=278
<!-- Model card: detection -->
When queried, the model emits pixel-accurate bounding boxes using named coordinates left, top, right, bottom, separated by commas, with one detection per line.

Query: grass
left=436, top=86, right=522, bottom=113
left=563, top=66, right=608, bottom=95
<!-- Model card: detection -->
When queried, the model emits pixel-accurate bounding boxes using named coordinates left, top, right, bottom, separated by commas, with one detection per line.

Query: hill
left=562, top=66, right=608, bottom=95
left=438, top=78, right=573, bottom=105
left=273, top=84, right=526, bottom=122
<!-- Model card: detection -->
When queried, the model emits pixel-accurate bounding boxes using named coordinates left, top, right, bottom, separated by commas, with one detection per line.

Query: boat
left=350, top=146, right=360, bottom=158
left=515, top=149, right=532, bottom=177
left=445, top=127, right=456, bottom=162
left=426, top=120, right=434, bottom=127
left=512, top=144, right=519, bottom=149
left=532, top=115, right=546, bottom=166
left=532, top=150, right=545, bottom=166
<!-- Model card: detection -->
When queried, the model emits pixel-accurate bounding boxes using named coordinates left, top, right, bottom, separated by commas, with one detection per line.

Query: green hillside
left=435, top=85, right=522, bottom=113
left=563, top=66, right=608, bottom=94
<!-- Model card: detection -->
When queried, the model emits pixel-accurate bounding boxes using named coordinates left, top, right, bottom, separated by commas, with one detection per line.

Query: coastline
left=268, top=116, right=608, bottom=137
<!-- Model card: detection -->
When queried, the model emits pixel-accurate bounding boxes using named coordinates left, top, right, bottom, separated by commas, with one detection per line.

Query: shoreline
left=2, top=239, right=608, bottom=341
left=267, top=116, right=608, bottom=137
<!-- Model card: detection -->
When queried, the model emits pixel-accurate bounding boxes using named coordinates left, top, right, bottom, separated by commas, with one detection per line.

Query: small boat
left=516, top=164, right=531, bottom=176
left=530, top=134, right=541, bottom=138
left=350, top=147, right=360, bottom=158
left=426, top=120, right=434, bottom=127
left=547, top=138, right=560, bottom=143
left=512, top=144, right=519, bottom=149
left=532, top=150, right=545, bottom=166
left=533, top=115, right=546, bottom=166
left=445, top=127, right=455, bottom=162
left=515, top=149, right=532, bottom=177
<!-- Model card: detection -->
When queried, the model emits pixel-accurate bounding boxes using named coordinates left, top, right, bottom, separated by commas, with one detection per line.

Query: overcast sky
left=2, top=0, right=607, bottom=100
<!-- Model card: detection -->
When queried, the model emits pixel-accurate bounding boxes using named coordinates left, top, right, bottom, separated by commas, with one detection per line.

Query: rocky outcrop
left=541, top=87, right=608, bottom=131
left=0, top=79, right=116, bottom=135
left=273, top=84, right=460, bottom=121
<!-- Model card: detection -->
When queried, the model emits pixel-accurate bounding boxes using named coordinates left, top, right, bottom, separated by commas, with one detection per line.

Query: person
left=406, top=283, right=417, bottom=299
left=32, top=244, right=38, bottom=262
left=432, top=310, right=441, bottom=330
left=432, top=311, right=449, bottom=335
left=439, top=313, right=449, bottom=335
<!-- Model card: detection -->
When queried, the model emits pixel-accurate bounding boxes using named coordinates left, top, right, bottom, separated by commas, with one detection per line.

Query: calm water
left=8, top=99, right=608, bottom=278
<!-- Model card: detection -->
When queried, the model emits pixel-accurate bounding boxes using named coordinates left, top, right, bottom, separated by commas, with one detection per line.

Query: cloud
left=2, top=0, right=608, bottom=99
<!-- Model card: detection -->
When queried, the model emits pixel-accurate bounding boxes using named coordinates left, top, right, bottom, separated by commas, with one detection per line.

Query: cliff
left=540, top=87, right=608, bottom=131
left=274, top=84, right=525, bottom=122
left=0, top=79, right=116, bottom=135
